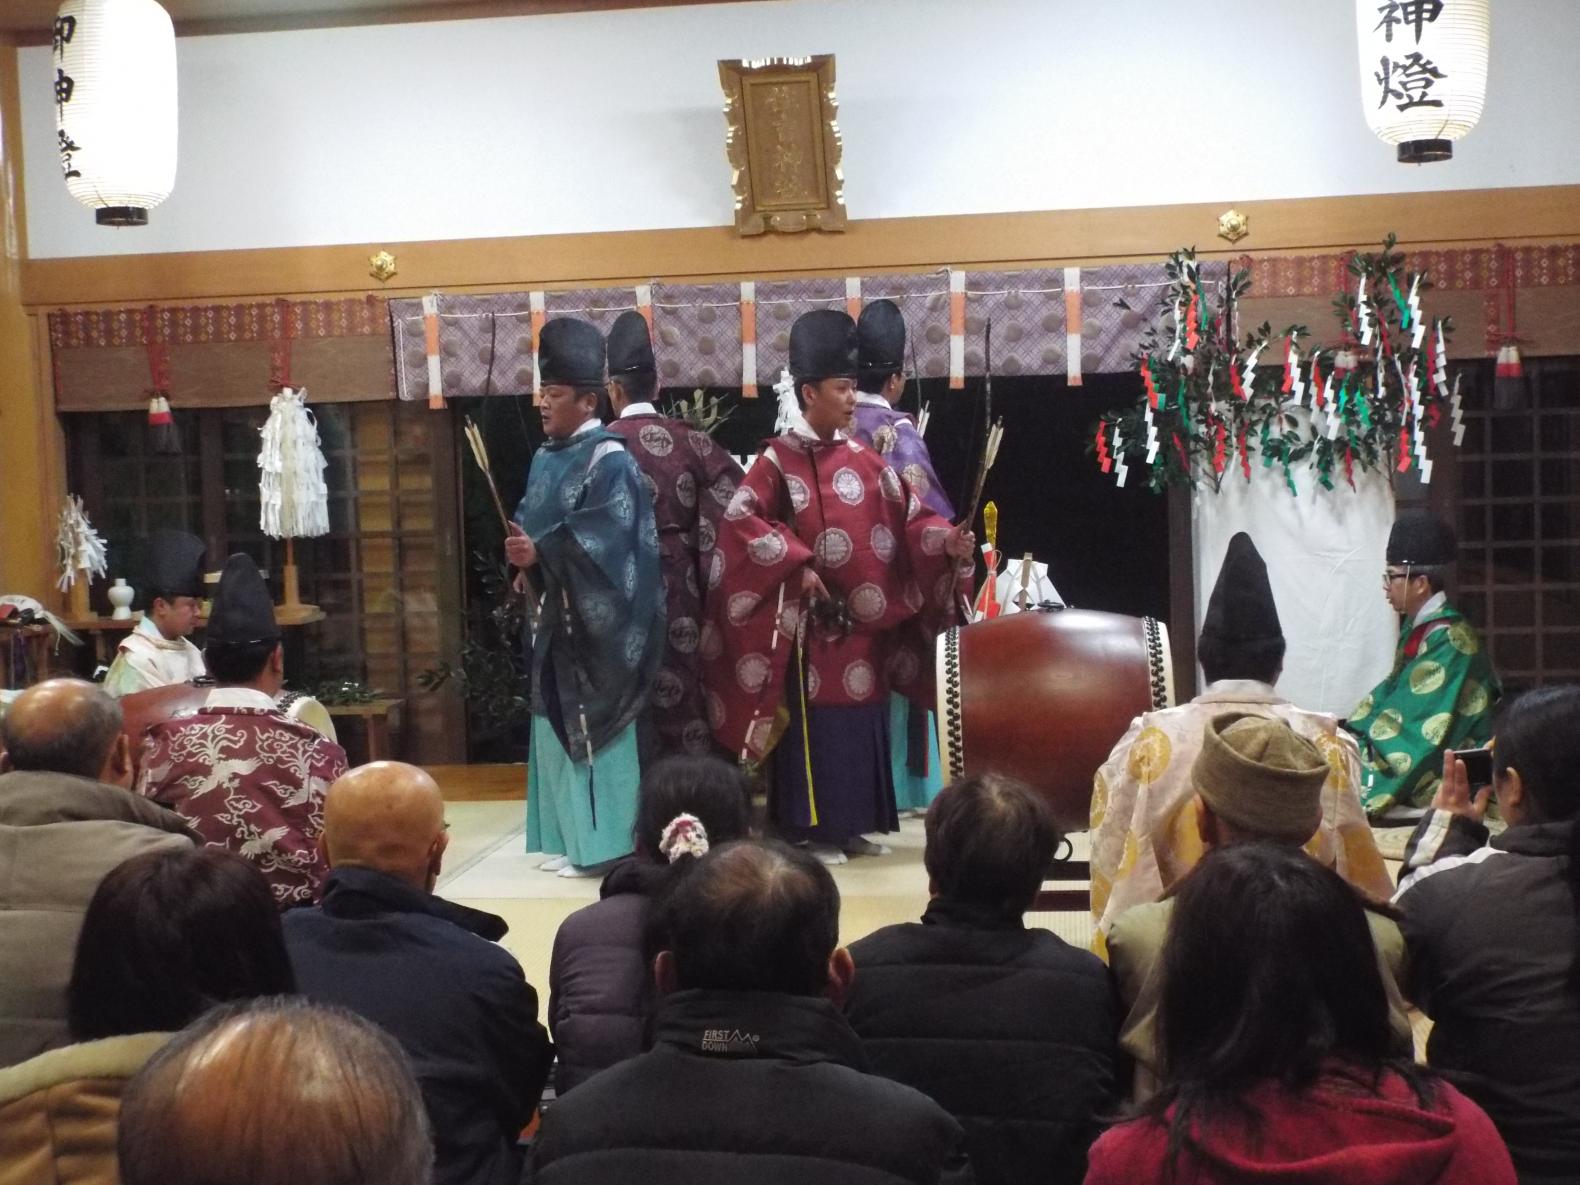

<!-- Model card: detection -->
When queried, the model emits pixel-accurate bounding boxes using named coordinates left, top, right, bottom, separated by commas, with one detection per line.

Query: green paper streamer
left=1357, top=390, right=1372, bottom=430
left=1260, top=421, right=1274, bottom=467
left=1390, top=275, right=1410, bottom=327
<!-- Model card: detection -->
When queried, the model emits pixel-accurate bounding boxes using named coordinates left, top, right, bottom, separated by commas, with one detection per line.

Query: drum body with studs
left=935, top=608, right=1174, bottom=833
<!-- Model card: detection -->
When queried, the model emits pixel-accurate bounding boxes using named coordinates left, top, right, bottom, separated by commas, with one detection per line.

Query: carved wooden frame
left=718, top=54, right=846, bottom=236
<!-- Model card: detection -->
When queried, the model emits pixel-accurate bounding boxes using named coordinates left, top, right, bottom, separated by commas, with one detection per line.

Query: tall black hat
left=1387, top=511, right=1457, bottom=567
left=607, top=310, right=656, bottom=377
left=789, top=309, right=859, bottom=382
left=144, top=530, right=207, bottom=601
left=205, top=554, right=281, bottom=651
left=538, top=318, right=606, bottom=388
left=857, top=299, right=906, bottom=375
left=1199, top=532, right=1283, bottom=647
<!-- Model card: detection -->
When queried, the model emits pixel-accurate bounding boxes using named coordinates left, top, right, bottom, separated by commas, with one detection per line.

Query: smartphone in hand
left=1450, top=746, right=1494, bottom=788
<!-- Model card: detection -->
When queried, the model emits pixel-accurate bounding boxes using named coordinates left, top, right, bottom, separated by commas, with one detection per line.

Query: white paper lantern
left=53, top=0, right=177, bottom=225
left=1356, top=0, right=1489, bottom=163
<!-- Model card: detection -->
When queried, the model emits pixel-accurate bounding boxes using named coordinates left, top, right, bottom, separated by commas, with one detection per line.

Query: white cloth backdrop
left=1193, top=466, right=1397, bottom=718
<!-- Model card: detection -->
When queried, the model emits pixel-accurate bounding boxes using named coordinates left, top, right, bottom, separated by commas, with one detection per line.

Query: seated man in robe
left=1090, top=532, right=1390, bottom=951
left=102, top=529, right=206, bottom=698
left=1345, top=511, right=1500, bottom=818
left=137, top=554, right=347, bottom=907
left=1106, top=713, right=1412, bottom=1102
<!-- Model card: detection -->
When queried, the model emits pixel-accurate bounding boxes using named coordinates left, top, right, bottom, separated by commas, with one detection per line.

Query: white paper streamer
left=1357, top=273, right=1373, bottom=346
left=1433, top=321, right=1450, bottom=395
left=1287, top=342, right=1306, bottom=405
left=55, top=495, right=108, bottom=592
left=1407, top=275, right=1425, bottom=351
left=1168, top=297, right=1185, bottom=360
left=1112, top=424, right=1128, bottom=488
left=1450, top=372, right=1465, bottom=447
left=1240, top=341, right=1265, bottom=399
left=1143, top=403, right=1159, bottom=465
left=258, top=386, right=330, bottom=539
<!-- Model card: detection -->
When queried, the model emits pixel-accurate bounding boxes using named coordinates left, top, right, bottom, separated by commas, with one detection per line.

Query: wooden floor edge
left=426, top=762, right=526, bottom=802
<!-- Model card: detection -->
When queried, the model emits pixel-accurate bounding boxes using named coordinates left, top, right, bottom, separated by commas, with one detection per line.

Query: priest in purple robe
left=850, top=299, right=951, bottom=814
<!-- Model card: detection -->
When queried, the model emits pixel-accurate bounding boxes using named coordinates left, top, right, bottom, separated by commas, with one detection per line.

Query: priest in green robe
left=508, top=317, right=665, bottom=877
left=1345, top=512, right=1500, bottom=818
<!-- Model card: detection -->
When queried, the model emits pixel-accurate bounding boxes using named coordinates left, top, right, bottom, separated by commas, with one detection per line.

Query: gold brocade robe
left=1089, top=680, right=1392, bottom=957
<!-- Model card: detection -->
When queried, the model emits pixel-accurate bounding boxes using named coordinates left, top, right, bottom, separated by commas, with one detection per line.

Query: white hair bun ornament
left=658, top=813, right=710, bottom=864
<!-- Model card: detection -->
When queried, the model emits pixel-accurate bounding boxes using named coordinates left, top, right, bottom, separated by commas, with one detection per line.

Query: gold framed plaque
left=718, top=55, right=847, bottom=236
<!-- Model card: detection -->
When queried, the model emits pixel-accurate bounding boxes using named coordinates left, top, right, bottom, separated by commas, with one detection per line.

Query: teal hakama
left=889, top=693, right=944, bottom=813
left=515, top=424, right=664, bottom=866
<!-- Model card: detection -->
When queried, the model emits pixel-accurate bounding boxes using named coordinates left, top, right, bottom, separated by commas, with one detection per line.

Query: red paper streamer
left=1428, top=403, right=1442, bottom=429
left=1344, top=444, right=1356, bottom=489
left=1212, top=419, right=1228, bottom=475
left=1230, top=363, right=1246, bottom=400
left=1397, top=425, right=1412, bottom=472
left=1185, top=291, right=1200, bottom=351
left=1172, top=431, right=1190, bottom=471
left=1095, top=421, right=1112, bottom=473
left=1238, top=425, right=1252, bottom=480
left=1310, top=357, right=1326, bottom=408
left=1141, top=358, right=1160, bottom=408
left=1281, top=337, right=1294, bottom=393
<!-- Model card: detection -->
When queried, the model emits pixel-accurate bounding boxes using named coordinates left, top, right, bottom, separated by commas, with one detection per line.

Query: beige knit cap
left=1191, top=712, right=1328, bottom=843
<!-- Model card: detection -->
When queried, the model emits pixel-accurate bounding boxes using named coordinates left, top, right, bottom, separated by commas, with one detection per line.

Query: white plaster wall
left=18, top=0, right=1580, bottom=258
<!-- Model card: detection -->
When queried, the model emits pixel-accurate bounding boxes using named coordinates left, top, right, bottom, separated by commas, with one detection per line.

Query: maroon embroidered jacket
left=702, top=430, right=970, bottom=761
left=608, top=412, right=743, bottom=756
left=136, top=706, right=348, bottom=907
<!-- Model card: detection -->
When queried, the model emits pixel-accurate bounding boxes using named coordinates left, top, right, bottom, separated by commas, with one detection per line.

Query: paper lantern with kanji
left=52, top=0, right=177, bottom=226
left=1356, top=0, right=1489, bottom=163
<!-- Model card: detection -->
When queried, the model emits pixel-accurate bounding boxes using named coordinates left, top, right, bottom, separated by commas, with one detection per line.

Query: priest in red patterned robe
left=137, top=554, right=347, bottom=907
left=605, top=311, right=743, bottom=757
left=703, top=310, right=974, bottom=864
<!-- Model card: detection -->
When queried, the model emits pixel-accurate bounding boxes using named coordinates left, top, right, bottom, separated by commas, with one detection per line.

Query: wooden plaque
left=718, top=55, right=846, bottom=236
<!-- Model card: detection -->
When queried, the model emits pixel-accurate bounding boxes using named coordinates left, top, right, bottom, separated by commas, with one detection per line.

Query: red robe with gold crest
left=702, top=425, right=969, bottom=839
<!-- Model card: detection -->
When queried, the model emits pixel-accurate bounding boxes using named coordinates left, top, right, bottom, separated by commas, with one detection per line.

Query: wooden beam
left=23, top=184, right=1580, bottom=310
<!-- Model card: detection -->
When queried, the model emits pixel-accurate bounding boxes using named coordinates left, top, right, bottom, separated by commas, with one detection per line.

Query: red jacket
left=1085, top=1067, right=1515, bottom=1185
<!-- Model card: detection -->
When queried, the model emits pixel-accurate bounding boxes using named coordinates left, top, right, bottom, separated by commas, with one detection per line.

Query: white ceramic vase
left=107, top=578, right=135, bottom=621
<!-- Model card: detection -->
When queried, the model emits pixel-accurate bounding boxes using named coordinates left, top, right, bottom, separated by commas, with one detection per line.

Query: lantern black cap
left=204, top=554, right=281, bottom=651
left=1387, top=511, right=1457, bottom=567
left=789, top=309, right=859, bottom=383
left=857, top=299, right=906, bottom=375
left=607, top=310, right=656, bottom=377
left=144, top=530, right=207, bottom=602
left=538, top=318, right=606, bottom=388
left=1200, top=532, right=1283, bottom=648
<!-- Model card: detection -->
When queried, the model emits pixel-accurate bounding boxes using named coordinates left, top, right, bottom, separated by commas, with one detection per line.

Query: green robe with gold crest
left=1346, top=602, right=1500, bottom=816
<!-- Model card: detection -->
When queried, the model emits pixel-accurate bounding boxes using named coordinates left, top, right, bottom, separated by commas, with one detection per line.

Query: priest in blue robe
left=508, top=317, right=665, bottom=877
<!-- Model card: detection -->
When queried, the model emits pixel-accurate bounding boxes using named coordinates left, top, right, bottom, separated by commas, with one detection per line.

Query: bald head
left=322, top=762, right=447, bottom=890
left=118, top=997, right=432, bottom=1185
left=0, top=678, right=126, bottom=783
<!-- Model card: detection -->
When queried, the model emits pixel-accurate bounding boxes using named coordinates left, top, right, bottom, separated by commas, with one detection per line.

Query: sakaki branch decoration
left=1092, top=236, right=1457, bottom=495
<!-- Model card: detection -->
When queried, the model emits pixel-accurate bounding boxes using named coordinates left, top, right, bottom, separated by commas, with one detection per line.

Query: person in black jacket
left=530, top=838, right=974, bottom=1185
left=283, top=761, right=552, bottom=1185
left=845, top=775, right=1120, bottom=1185
left=1396, top=685, right=1580, bottom=1185
left=548, top=754, right=751, bottom=1094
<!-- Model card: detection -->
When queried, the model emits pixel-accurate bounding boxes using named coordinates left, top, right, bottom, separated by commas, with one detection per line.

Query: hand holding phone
left=1434, top=748, right=1494, bottom=823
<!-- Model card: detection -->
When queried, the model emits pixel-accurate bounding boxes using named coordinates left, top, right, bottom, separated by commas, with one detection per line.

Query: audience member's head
left=633, top=755, right=751, bottom=866
left=1190, top=712, right=1328, bottom=849
left=0, top=677, right=131, bottom=787
left=924, top=774, right=1058, bottom=914
left=68, top=847, right=295, bottom=1041
left=654, top=838, right=849, bottom=1002
left=1155, top=843, right=1427, bottom=1142
left=321, top=761, right=447, bottom=892
left=1489, top=685, right=1580, bottom=987
left=1488, top=685, right=1580, bottom=829
left=1196, top=533, right=1285, bottom=686
left=118, top=997, right=432, bottom=1185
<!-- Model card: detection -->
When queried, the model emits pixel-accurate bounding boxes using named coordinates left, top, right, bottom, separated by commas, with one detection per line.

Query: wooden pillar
left=0, top=38, right=66, bottom=605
